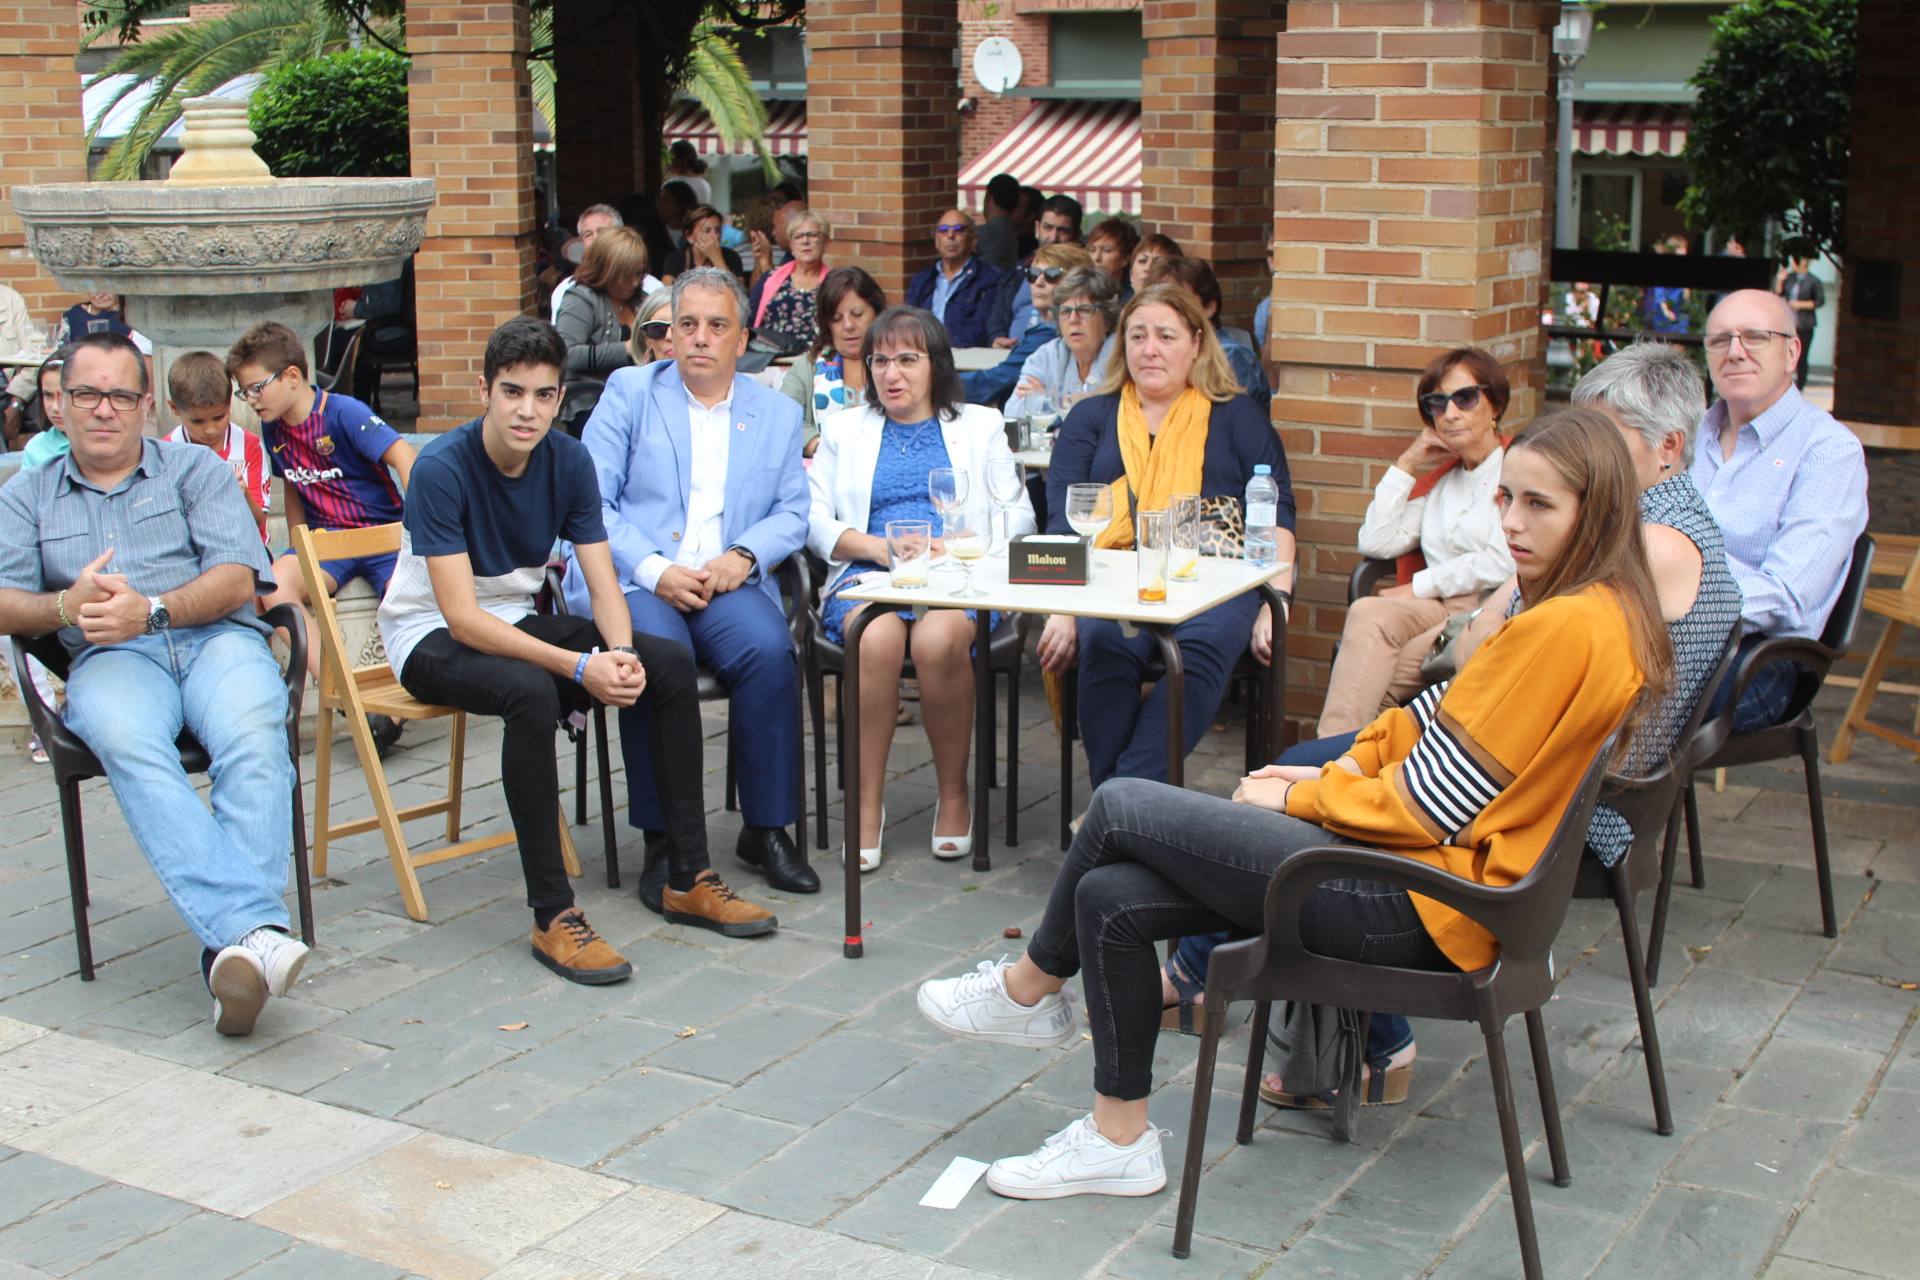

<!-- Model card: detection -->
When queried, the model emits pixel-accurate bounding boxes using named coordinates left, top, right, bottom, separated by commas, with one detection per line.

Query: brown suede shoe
left=663, top=871, right=778, bottom=938
left=530, top=909, right=633, bottom=984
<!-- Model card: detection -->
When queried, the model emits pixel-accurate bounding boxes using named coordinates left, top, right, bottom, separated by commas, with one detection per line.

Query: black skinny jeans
left=1025, top=777, right=1455, bottom=1101
left=400, top=614, right=708, bottom=911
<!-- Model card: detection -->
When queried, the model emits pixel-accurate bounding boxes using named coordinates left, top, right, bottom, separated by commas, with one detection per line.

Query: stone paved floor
left=1, top=666, right=1917, bottom=1280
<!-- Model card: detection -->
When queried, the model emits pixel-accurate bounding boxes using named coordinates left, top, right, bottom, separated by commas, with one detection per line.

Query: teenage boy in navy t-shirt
left=376, top=317, right=775, bottom=983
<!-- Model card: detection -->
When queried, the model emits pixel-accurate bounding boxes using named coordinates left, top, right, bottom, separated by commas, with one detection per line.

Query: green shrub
left=249, top=48, right=409, bottom=178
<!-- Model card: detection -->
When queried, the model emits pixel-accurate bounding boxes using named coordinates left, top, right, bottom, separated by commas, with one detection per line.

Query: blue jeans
left=1708, top=632, right=1800, bottom=732
left=62, top=623, right=293, bottom=952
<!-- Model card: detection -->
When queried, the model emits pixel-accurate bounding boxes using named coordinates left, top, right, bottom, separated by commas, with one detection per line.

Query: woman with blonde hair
left=555, top=224, right=650, bottom=432
left=751, top=208, right=831, bottom=347
left=1036, top=283, right=1296, bottom=788
left=624, top=289, right=675, bottom=366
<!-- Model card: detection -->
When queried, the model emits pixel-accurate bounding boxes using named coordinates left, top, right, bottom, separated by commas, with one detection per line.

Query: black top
left=1044, top=391, right=1296, bottom=535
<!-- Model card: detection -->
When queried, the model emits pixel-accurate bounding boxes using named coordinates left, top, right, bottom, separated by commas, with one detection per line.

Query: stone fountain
left=10, top=95, right=435, bottom=429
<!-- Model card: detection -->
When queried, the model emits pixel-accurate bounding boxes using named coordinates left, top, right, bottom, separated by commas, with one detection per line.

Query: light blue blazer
left=563, top=360, right=809, bottom=613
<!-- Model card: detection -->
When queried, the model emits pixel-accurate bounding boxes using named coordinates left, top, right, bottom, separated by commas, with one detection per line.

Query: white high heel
left=930, top=801, right=973, bottom=861
left=847, top=807, right=885, bottom=873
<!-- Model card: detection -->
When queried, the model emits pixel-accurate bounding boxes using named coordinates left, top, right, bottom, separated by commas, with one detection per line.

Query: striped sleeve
left=1391, top=706, right=1516, bottom=842
left=1405, top=680, right=1447, bottom=734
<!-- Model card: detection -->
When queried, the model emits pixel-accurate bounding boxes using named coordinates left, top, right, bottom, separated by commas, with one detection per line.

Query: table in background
left=952, top=347, right=1005, bottom=372
left=833, top=551, right=1287, bottom=957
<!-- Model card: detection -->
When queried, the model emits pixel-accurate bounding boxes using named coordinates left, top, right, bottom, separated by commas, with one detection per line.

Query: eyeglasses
left=934, top=223, right=971, bottom=235
left=1055, top=304, right=1099, bottom=321
left=1418, top=385, right=1492, bottom=418
left=639, top=320, right=672, bottom=341
left=65, top=386, right=145, bottom=413
left=239, top=368, right=285, bottom=401
left=789, top=231, right=824, bottom=243
left=866, top=352, right=927, bottom=373
left=1026, top=266, right=1065, bottom=284
left=1704, top=328, right=1794, bottom=354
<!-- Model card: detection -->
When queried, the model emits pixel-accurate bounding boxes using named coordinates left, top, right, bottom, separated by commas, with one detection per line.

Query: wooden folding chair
left=292, top=522, right=581, bottom=921
left=1830, top=543, right=1920, bottom=763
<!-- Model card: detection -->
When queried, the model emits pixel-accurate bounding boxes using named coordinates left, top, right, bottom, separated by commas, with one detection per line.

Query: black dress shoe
left=639, top=833, right=670, bottom=915
left=735, top=826, right=819, bottom=894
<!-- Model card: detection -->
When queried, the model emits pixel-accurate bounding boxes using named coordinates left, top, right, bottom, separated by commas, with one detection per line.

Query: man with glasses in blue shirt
left=0, top=332, right=309, bottom=1037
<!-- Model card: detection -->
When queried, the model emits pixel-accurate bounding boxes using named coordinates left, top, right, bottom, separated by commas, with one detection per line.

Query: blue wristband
left=572, top=650, right=592, bottom=685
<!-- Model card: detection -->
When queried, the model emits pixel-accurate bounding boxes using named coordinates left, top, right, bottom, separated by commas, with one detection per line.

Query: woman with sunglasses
left=555, top=225, right=651, bottom=435
left=1316, top=346, right=1516, bottom=735
left=624, top=290, right=676, bottom=367
left=807, top=306, right=1035, bottom=869
left=961, top=243, right=1093, bottom=408
left=779, top=266, right=886, bottom=456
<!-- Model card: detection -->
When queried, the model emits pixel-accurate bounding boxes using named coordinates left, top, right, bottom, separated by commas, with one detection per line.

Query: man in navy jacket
left=905, top=210, right=1003, bottom=349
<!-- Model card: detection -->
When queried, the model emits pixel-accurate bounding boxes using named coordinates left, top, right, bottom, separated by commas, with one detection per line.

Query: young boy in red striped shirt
left=165, top=351, right=269, bottom=542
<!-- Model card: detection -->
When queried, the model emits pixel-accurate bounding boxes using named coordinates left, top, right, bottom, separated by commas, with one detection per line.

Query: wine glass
left=943, top=509, right=989, bottom=600
left=1064, top=482, right=1114, bottom=570
left=928, top=467, right=969, bottom=574
left=984, top=456, right=1027, bottom=555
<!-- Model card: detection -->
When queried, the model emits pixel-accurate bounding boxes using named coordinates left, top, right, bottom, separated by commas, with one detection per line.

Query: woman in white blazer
left=808, top=306, right=1036, bottom=871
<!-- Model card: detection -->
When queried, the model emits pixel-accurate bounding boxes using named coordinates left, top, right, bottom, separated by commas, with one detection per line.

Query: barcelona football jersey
left=262, top=389, right=404, bottom=530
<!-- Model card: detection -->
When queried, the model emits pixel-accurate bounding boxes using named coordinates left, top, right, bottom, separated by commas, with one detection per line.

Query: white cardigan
left=1355, top=447, right=1514, bottom=600
left=807, top=403, right=1037, bottom=599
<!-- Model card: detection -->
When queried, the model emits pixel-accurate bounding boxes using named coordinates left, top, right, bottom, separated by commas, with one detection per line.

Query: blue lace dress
left=820, top=416, right=999, bottom=643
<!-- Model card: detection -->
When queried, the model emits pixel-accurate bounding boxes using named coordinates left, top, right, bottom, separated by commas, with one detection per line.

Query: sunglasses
left=1026, top=266, right=1066, bottom=284
left=1418, top=385, right=1492, bottom=418
left=934, top=223, right=971, bottom=235
left=639, top=320, right=672, bottom=341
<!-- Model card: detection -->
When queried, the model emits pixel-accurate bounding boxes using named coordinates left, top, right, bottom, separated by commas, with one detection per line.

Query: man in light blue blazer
left=566, top=267, right=817, bottom=901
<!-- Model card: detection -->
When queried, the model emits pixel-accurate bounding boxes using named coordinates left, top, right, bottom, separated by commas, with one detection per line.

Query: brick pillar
left=1268, top=0, right=1552, bottom=727
left=0, top=1, right=88, bottom=318
left=807, top=0, right=959, bottom=300
left=1140, top=0, right=1283, bottom=324
left=552, top=2, right=642, bottom=219
left=406, top=0, right=535, bottom=431
left=1833, top=1, right=1919, bottom=427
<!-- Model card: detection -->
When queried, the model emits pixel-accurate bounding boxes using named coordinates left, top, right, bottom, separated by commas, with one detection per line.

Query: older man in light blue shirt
left=1691, top=289, right=1867, bottom=729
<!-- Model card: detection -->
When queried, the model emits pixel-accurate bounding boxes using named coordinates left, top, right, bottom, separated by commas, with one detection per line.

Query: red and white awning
left=1574, top=102, right=1689, bottom=158
left=662, top=100, right=807, bottom=157
left=959, top=99, right=1141, bottom=216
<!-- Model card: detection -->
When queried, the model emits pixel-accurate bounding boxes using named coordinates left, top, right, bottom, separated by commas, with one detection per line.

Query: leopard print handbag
left=1195, top=495, right=1244, bottom=557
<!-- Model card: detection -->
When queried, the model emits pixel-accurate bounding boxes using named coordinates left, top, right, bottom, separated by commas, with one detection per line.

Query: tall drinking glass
left=984, top=456, right=1027, bottom=555
left=885, top=520, right=932, bottom=588
left=1064, top=482, right=1114, bottom=571
left=1169, top=493, right=1202, bottom=583
left=928, top=467, right=969, bottom=574
left=1135, top=510, right=1170, bottom=604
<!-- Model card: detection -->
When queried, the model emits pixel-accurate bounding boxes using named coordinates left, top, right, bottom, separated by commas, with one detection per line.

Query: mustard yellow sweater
left=1286, top=587, right=1646, bottom=971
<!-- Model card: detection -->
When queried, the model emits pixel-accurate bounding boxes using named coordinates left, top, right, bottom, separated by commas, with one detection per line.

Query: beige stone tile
left=538, top=1184, right=725, bottom=1271
left=0, top=1015, right=49, bottom=1054
left=11, top=1064, right=408, bottom=1216
left=0, top=1030, right=177, bottom=1142
left=482, top=1251, right=626, bottom=1280
left=254, top=1132, right=625, bottom=1280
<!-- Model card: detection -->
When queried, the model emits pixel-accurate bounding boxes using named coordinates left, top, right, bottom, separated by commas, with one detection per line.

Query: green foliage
left=1680, top=0, right=1856, bottom=263
left=250, top=48, right=409, bottom=177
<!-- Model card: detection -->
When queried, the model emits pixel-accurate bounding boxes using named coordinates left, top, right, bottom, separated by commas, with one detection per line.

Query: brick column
left=406, top=0, right=535, bottom=431
left=0, top=1, right=88, bottom=318
left=806, top=0, right=959, bottom=300
left=1267, top=1, right=1552, bottom=727
left=1833, top=1, right=1919, bottom=427
left=1139, top=0, right=1282, bottom=324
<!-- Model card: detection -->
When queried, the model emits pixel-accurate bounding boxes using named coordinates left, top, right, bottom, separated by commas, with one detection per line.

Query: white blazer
left=807, top=402, right=1038, bottom=599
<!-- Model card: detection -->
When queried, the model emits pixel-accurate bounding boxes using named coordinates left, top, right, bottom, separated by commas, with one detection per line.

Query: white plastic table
left=952, top=347, right=1005, bottom=372
left=1011, top=448, right=1052, bottom=472
left=832, top=551, right=1287, bottom=957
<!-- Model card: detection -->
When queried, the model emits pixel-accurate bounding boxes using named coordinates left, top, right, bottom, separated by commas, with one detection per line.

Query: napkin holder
left=1010, top=535, right=1088, bottom=585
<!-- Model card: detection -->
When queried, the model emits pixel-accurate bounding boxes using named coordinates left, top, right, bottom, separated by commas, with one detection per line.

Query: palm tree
left=83, top=0, right=777, bottom=181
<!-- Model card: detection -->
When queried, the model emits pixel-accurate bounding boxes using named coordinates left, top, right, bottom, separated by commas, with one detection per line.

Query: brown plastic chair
left=11, top=605, right=315, bottom=981
left=1171, top=730, right=1622, bottom=1280
left=1681, top=532, right=1873, bottom=938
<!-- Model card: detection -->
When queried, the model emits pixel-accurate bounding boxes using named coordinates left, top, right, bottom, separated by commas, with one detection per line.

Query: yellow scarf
left=1095, top=383, right=1212, bottom=548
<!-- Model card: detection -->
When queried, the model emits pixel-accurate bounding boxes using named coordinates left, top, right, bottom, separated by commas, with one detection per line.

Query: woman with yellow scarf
left=1037, top=283, right=1297, bottom=791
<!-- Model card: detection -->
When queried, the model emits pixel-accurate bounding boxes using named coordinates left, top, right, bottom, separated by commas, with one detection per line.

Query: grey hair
left=1052, top=265, right=1124, bottom=331
left=1571, top=340, right=1707, bottom=456
left=578, top=202, right=623, bottom=227
left=787, top=208, right=832, bottom=241
left=671, top=266, right=752, bottom=327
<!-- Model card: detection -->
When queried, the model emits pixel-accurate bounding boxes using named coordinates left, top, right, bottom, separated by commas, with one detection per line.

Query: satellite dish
left=973, top=37, right=1023, bottom=95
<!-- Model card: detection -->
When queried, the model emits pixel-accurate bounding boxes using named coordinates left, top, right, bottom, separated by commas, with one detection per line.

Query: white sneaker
left=986, top=1114, right=1168, bottom=1200
left=209, top=946, right=267, bottom=1037
left=916, top=957, right=1076, bottom=1048
left=238, top=927, right=309, bottom=997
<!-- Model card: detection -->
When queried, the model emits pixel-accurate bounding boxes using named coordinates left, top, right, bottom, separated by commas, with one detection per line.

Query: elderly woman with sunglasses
left=1316, top=346, right=1516, bottom=735
left=962, top=243, right=1093, bottom=408
left=624, top=290, right=676, bottom=367
left=1003, top=267, right=1122, bottom=422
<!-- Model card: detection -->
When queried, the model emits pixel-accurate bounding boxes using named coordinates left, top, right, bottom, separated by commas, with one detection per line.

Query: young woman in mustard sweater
left=914, top=406, right=1674, bottom=1201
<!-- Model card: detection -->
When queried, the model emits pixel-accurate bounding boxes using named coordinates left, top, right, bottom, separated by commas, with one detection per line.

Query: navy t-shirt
left=376, top=419, right=606, bottom=675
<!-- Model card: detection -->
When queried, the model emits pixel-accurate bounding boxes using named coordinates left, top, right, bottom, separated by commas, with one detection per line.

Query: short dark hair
left=1148, top=256, right=1223, bottom=325
left=484, top=316, right=567, bottom=387
left=985, top=173, right=1020, bottom=214
left=812, top=266, right=888, bottom=362
left=861, top=305, right=965, bottom=423
left=64, top=331, right=149, bottom=394
left=228, top=321, right=308, bottom=382
left=770, top=180, right=805, bottom=204
left=1018, top=185, right=1043, bottom=215
left=167, top=350, right=231, bottom=408
left=1086, top=217, right=1141, bottom=260
left=660, top=180, right=696, bottom=213
left=1041, top=194, right=1084, bottom=235
left=1417, top=347, right=1511, bottom=426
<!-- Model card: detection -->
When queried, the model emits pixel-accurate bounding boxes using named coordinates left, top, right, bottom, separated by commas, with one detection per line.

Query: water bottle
left=1244, top=464, right=1279, bottom=570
